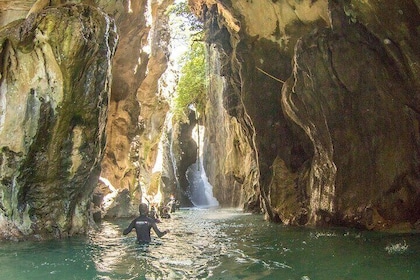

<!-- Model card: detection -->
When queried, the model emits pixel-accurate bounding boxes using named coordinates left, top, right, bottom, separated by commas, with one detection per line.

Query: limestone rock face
left=281, top=1, right=420, bottom=230
left=192, top=0, right=420, bottom=230
left=0, top=4, right=117, bottom=239
left=203, top=47, right=261, bottom=209
left=0, top=0, right=418, bottom=240
left=0, top=0, right=172, bottom=228
left=169, top=111, right=198, bottom=206
left=98, top=0, right=171, bottom=218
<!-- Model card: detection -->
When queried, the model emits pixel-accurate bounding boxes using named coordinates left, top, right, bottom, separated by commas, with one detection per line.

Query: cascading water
left=186, top=124, right=219, bottom=208
left=186, top=160, right=219, bottom=207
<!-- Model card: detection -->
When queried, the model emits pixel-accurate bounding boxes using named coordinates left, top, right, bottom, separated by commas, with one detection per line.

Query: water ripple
left=0, top=208, right=419, bottom=279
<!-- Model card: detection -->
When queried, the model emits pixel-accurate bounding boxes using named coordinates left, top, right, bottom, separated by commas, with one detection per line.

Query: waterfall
left=186, top=160, right=219, bottom=208
left=186, top=125, right=219, bottom=208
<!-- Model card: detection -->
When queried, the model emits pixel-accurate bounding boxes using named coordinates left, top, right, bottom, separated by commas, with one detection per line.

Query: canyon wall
left=191, top=0, right=420, bottom=230
left=190, top=0, right=420, bottom=230
left=0, top=0, right=419, bottom=240
left=97, top=0, right=172, bottom=218
left=0, top=3, right=117, bottom=239
left=0, top=0, right=172, bottom=239
left=0, top=0, right=236, bottom=241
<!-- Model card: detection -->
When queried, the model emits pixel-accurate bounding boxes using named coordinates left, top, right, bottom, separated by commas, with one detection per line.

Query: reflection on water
left=88, top=209, right=232, bottom=279
left=0, top=208, right=419, bottom=279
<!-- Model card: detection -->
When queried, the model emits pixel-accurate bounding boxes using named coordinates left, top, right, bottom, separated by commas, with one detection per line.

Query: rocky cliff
left=97, top=0, right=171, bottom=218
left=0, top=3, right=117, bottom=239
left=0, top=0, right=174, bottom=239
left=191, top=0, right=420, bottom=231
left=0, top=0, right=419, bottom=240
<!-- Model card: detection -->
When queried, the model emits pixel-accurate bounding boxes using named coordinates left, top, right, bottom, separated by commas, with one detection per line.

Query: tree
left=172, top=41, right=206, bottom=122
left=167, top=0, right=206, bottom=123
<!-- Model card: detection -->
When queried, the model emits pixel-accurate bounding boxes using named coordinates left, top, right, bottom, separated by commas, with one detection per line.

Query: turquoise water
left=0, top=208, right=419, bottom=279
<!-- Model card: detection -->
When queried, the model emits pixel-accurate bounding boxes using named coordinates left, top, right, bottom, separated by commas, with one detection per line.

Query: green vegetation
left=172, top=41, right=206, bottom=122
left=165, top=1, right=203, bottom=36
left=167, top=1, right=207, bottom=123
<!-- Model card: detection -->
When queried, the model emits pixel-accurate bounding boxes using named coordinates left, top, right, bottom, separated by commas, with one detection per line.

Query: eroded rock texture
left=0, top=0, right=173, bottom=238
left=192, top=0, right=420, bottom=230
left=0, top=4, right=117, bottom=239
left=0, top=0, right=419, bottom=240
left=94, top=0, right=172, bottom=219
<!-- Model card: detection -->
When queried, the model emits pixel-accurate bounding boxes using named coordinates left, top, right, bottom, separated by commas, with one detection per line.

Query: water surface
left=0, top=208, right=419, bottom=279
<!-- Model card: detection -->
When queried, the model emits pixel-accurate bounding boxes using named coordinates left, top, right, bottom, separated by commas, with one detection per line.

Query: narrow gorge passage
left=0, top=0, right=419, bottom=260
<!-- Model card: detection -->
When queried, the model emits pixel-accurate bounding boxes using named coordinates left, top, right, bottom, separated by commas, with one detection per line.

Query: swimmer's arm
left=152, top=223, right=170, bottom=238
left=123, top=220, right=136, bottom=235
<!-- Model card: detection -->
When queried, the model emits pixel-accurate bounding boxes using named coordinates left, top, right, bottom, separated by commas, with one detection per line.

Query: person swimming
left=160, top=206, right=171, bottom=219
left=123, top=203, right=169, bottom=243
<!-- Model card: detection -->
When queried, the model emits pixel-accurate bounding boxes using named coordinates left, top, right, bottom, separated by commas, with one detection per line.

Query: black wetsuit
left=123, top=215, right=167, bottom=243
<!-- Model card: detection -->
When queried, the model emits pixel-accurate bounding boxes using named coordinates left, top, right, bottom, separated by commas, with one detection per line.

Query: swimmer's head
left=139, top=203, right=149, bottom=215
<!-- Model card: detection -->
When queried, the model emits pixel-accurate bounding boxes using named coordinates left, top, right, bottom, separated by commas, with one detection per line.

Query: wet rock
left=103, top=188, right=134, bottom=218
left=191, top=0, right=420, bottom=231
left=98, top=0, right=172, bottom=214
left=0, top=4, right=117, bottom=240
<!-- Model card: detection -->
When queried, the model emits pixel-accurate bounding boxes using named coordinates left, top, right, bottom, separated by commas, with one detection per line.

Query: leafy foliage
left=172, top=41, right=206, bottom=122
left=167, top=1, right=207, bottom=122
left=166, top=1, right=203, bottom=35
